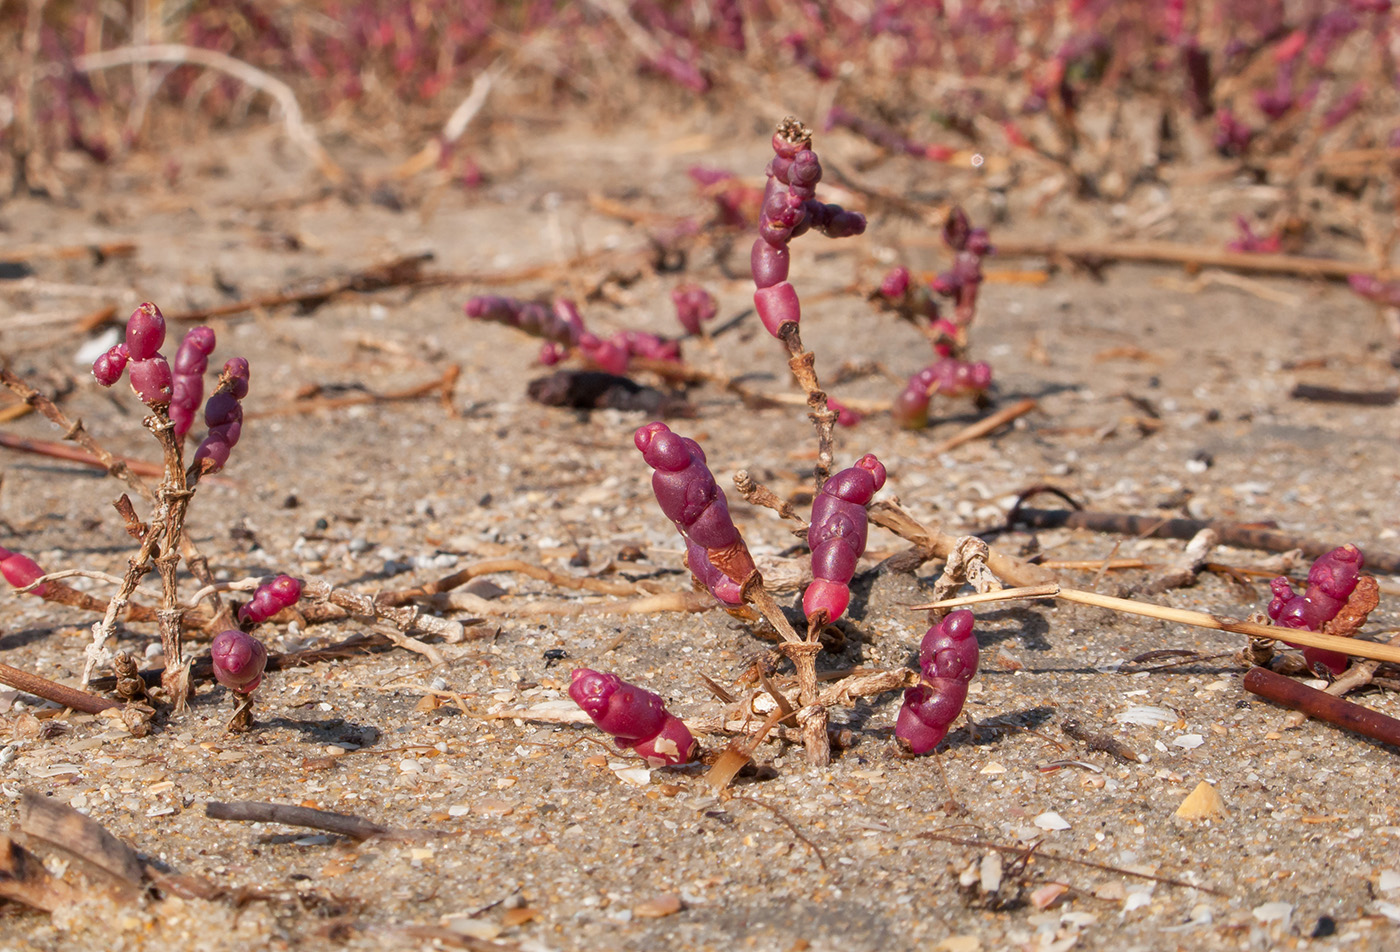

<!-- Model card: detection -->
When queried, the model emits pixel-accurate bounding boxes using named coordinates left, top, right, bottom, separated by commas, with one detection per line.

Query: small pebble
left=1252, top=901, right=1292, bottom=925
left=633, top=894, right=682, bottom=918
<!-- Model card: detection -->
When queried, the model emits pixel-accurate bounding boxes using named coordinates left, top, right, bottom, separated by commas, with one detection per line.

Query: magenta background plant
left=671, top=284, right=718, bottom=336
left=466, top=295, right=681, bottom=375
left=895, top=610, right=979, bottom=755
left=802, top=454, right=886, bottom=625
left=567, top=668, right=697, bottom=766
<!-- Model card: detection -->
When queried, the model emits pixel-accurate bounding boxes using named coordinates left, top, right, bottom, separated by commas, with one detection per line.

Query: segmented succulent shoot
left=192, top=358, right=250, bottom=474
left=635, top=422, right=756, bottom=588
left=891, top=359, right=994, bottom=429
left=170, top=326, right=217, bottom=438
left=826, top=397, right=862, bottom=427
left=465, top=295, right=580, bottom=345
left=1348, top=274, right=1400, bottom=307
left=672, top=284, right=718, bottom=335
left=931, top=208, right=993, bottom=329
left=92, top=343, right=129, bottom=387
left=211, top=629, right=268, bottom=694
left=683, top=537, right=743, bottom=605
left=1267, top=544, right=1368, bottom=676
left=896, top=610, right=979, bottom=755
left=0, top=547, right=48, bottom=597
left=803, top=454, right=885, bottom=624
left=239, top=574, right=302, bottom=625
left=750, top=118, right=866, bottom=338
left=567, top=668, right=697, bottom=766
left=122, top=303, right=173, bottom=406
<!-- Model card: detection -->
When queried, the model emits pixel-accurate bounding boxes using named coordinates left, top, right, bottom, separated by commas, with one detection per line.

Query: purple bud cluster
left=93, top=304, right=250, bottom=470
left=465, top=295, right=681, bottom=375
left=635, top=422, right=756, bottom=601
left=191, top=358, right=250, bottom=474
left=895, top=610, right=979, bottom=755
left=568, top=668, right=697, bottom=766
left=875, top=208, right=996, bottom=429
left=803, top=455, right=886, bottom=625
left=750, top=118, right=866, bottom=338
left=93, top=304, right=174, bottom=406
left=239, top=574, right=302, bottom=625
left=671, top=284, right=718, bottom=335
left=1348, top=274, right=1400, bottom=308
left=933, top=208, right=993, bottom=331
left=891, top=358, right=994, bottom=430
left=169, top=326, right=217, bottom=438
left=0, top=546, right=48, bottom=597
left=1267, top=545, right=1366, bottom=676
left=211, top=628, right=268, bottom=694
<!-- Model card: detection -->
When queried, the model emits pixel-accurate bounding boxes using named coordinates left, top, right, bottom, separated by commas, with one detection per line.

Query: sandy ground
left=1, top=111, right=1400, bottom=952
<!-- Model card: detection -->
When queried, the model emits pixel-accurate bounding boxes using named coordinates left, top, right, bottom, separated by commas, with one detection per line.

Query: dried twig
left=246, top=365, right=460, bottom=419
left=918, top=832, right=1228, bottom=896
left=1006, top=507, right=1400, bottom=575
left=917, top=585, right=1400, bottom=665
left=161, top=253, right=435, bottom=323
left=0, top=662, right=119, bottom=714
left=71, top=44, right=345, bottom=183
left=0, top=430, right=165, bottom=477
left=204, top=801, right=423, bottom=841
left=868, top=499, right=1056, bottom=588
left=1245, top=666, right=1400, bottom=749
left=929, top=398, right=1038, bottom=455
left=992, top=236, right=1389, bottom=281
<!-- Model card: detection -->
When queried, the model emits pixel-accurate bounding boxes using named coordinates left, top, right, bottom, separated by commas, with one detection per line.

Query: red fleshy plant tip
left=211, top=629, right=268, bottom=694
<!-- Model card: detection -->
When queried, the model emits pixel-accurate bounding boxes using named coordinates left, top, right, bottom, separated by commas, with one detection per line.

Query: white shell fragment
left=1174, top=781, right=1228, bottom=820
left=1116, top=706, right=1177, bottom=727
left=1172, top=734, right=1205, bottom=750
left=1034, top=811, right=1071, bottom=831
left=1252, top=901, right=1293, bottom=925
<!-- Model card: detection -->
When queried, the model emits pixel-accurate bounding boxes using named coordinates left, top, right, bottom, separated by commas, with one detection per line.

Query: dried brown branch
left=1245, top=666, right=1400, bottom=749
left=1006, top=507, right=1400, bottom=575
left=929, top=398, right=1038, bottom=455
left=72, top=43, right=346, bottom=183
left=19, top=788, right=145, bottom=890
left=246, top=365, right=460, bottom=419
left=918, top=832, right=1229, bottom=896
left=992, top=236, right=1390, bottom=281
left=0, top=662, right=119, bottom=714
left=918, top=585, right=1400, bottom=665
left=381, top=558, right=648, bottom=603
left=205, top=801, right=426, bottom=841
left=0, top=429, right=166, bottom=477
left=868, top=499, right=1056, bottom=588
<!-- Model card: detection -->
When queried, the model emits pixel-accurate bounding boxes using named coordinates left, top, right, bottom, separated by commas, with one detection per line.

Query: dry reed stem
left=916, top=585, right=1400, bottom=665
left=72, top=43, right=345, bottom=183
